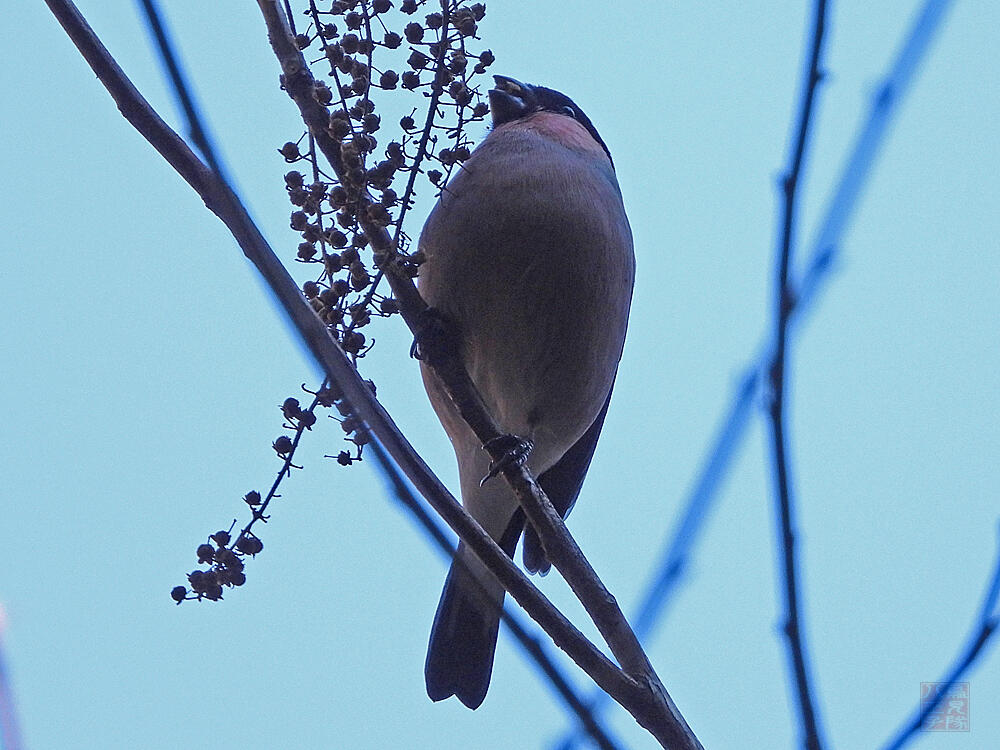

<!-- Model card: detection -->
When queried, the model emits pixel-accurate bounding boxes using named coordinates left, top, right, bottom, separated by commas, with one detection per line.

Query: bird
left=417, top=75, right=635, bottom=709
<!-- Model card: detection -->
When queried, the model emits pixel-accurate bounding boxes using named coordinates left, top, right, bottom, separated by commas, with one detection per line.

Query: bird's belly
left=418, top=134, right=634, bottom=473
left=463, top=252, right=618, bottom=460
left=423, top=186, right=632, bottom=470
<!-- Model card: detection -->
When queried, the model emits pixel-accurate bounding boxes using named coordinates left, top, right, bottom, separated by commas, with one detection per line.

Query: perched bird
left=418, top=75, right=635, bottom=709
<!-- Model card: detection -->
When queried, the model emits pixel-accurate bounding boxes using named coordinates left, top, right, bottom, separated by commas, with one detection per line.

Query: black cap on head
left=488, top=75, right=612, bottom=164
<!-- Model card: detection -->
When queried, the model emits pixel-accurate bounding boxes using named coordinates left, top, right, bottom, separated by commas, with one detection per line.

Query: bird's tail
left=425, top=543, right=505, bottom=709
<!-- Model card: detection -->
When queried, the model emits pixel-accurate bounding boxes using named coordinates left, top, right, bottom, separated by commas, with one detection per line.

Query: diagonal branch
left=44, top=0, right=700, bottom=745
left=136, top=0, right=229, bottom=181
left=133, top=9, right=620, bottom=742
left=553, top=367, right=758, bottom=750
left=768, top=3, right=829, bottom=750
left=255, top=1, right=699, bottom=746
left=45, top=0, right=617, bottom=702
left=367, top=440, right=625, bottom=750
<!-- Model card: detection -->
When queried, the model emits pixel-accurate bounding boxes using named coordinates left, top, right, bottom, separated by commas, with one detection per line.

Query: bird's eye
left=560, top=105, right=576, bottom=118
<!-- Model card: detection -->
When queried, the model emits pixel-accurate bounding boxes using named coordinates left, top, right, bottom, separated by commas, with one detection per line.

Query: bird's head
left=488, top=75, right=613, bottom=165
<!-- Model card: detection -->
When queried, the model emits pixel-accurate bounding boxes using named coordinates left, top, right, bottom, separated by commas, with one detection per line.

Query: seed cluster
left=282, top=0, right=492, bottom=358
left=174, top=0, right=493, bottom=604
left=173, top=379, right=376, bottom=602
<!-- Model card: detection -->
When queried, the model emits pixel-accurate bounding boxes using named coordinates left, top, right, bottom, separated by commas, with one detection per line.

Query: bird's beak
left=488, top=75, right=533, bottom=126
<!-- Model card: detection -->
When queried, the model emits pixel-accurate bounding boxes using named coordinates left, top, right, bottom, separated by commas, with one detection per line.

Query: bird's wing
left=522, top=375, right=617, bottom=575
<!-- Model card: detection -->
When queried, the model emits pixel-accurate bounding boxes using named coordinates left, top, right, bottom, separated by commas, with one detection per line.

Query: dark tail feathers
left=424, top=551, right=503, bottom=709
left=425, top=512, right=524, bottom=709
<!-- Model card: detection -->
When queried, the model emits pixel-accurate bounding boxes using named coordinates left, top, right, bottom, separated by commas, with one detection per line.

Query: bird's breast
left=495, top=111, right=611, bottom=164
left=419, top=127, right=635, bottom=470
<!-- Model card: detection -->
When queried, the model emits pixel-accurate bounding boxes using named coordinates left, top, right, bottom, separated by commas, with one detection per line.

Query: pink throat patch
left=499, top=112, right=608, bottom=161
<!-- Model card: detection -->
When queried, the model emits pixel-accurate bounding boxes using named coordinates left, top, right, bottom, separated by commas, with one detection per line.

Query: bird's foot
left=410, top=307, right=458, bottom=363
left=480, top=434, right=534, bottom=486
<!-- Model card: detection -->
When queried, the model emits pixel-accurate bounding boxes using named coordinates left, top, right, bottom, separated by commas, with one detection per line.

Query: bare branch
left=137, top=0, right=229, bottom=181
left=367, top=440, right=625, bottom=750
left=43, top=0, right=700, bottom=745
left=767, top=3, right=829, bottom=750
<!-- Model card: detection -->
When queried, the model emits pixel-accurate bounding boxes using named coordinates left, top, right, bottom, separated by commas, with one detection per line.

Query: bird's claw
left=480, top=434, right=534, bottom=486
left=410, top=307, right=457, bottom=362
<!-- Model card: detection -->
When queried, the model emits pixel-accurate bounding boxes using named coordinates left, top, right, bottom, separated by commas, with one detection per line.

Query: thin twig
left=232, top=390, right=322, bottom=545
left=136, top=0, right=229, bottom=182
left=800, top=0, right=954, bottom=310
left=43, top=1, right=699, bottom=745
left=880, top=526, right=1000, bottom=750
left=768, top=3, right=829, bottom=750
left=390, top=39, right=446, bottom=249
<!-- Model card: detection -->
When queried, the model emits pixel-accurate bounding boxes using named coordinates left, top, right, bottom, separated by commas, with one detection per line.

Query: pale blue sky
left=2, top=1, right=998, bottom=748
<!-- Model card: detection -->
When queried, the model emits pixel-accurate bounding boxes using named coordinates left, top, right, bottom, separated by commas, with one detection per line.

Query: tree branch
left=46, top=0, right=619, bottom=699
left=135, top=25, right=568, bottom=735
left=767, top=3, right=829, bottom=750
left=254, top=1, right=699, bottom=746
left=367, top=439, right=625, bottom=750
left=44, top=0, right=700, bottom=745
left=136, top=0, right=229, bottom=181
